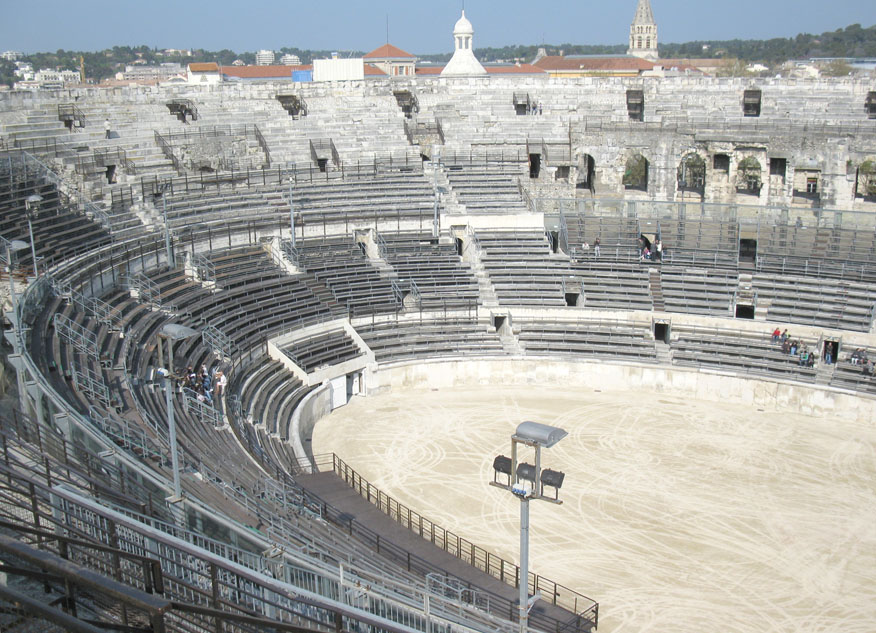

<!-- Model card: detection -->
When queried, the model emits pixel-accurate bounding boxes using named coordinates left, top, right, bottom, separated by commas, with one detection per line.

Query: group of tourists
left=178, top=364, right=226, bottom=407
left=770, top=328, right=816, bottom=367
left=849, top=348, right=876, bottom=377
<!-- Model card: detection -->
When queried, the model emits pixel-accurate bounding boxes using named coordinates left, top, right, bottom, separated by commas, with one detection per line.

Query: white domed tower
left=627, top=0, right=658, bottom=61
left=441, top=10, right=487, bottom=76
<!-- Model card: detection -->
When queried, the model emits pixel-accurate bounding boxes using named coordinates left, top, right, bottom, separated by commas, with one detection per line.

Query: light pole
left=24, top=194, right=42, bottom=277
left=157, top=322, right=199, bottom=502
left=431, top=150, right=443, bottom=239
left=491, top=421, right=568, bottom=633
left=162, top=194, right=175, bottom=268
left=3, top=238, right=31, bottom=415
left=289, top=178, right=296, bottom=248
left=154, top=185, right=174, bottom=268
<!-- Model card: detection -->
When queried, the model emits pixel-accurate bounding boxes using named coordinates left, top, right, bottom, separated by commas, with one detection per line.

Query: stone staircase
left=467, top=256, right=500, bottom=309
left=499, top=326, right=523, bottom=355
left=655, top=340, right=673, bottom=364
left=815, top=361, right=836, bottom=386
left=430, top=163, right=466, bottom=215
left=301, top=275, right=344, bottom=315
left=648, top=268, right=665, bottom=312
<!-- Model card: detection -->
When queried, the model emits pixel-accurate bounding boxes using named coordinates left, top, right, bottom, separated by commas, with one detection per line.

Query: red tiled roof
left=485, top=64, right=545, bottom=75
left=416, top=64, right=545, bottom=76
left=364, top=43, right=415, bottom=59
left=533, top=56, right=655, bottom=72
left=189, top=62, right=219, bottom=73
left=364, top=64, right=387, bottom=76
left=220, top=64, right=312, bottom=78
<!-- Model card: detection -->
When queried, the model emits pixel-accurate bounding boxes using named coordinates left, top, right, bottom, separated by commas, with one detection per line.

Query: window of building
left=793, top=169, right=820, bottom=199
left=855, top=160, right=876, bottom=200
left=743, top=89, right=762, bottom=117
left=867, top=92, right=876, bottom=119
left=736, top=156, right=762, bottom=195
left=678, top=154, right=706, bottom=192
left=769, top=157, right=787, bottom=181
left=713, top=154, right=730, bottom=172
left=646, top=38, right=651, bottom=49
left=623, top=154, right=649, bottom=191
left=626, top=90, right=644, bottom=122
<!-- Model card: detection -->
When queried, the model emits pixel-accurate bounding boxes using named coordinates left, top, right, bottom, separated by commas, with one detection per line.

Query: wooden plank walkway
left=298, top=470, right=593, bottom=633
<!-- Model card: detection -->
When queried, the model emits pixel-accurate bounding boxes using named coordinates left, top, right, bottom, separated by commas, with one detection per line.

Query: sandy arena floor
left=312, top=384, right=876, bottom=633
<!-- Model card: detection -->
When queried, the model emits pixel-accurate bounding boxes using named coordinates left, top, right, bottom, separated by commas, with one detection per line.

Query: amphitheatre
left=1, top=52, right=876, bottom=633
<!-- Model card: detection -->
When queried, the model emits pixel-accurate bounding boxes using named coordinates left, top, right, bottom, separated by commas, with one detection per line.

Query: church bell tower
left=627, top=0, right=658, bottom=61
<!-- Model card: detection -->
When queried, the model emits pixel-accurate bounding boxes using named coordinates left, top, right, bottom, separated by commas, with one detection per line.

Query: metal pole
left=519, top=495, right=530, bottom=633
left=26, top=217, right=38, bottom=277
left=165, top=338, right=182, bottom=501
left=433, top=162, right=439, bottom=239
left=7, top=269, right=27, bottom=415
left=289, top=179, right=296, bottom=248
left=162, top=195, right=174, bottom=268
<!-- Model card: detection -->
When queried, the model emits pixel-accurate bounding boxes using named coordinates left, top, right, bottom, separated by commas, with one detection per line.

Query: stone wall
left=366, top=358, right=876, bottom=424
left=1, top=75, right=873, bottom=210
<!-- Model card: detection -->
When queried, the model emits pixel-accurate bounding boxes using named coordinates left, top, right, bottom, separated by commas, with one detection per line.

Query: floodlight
left=9, top=240, right=28, bottom=252
left=516, top=462, right=536, bottom=483
left=513, top=421, right=567, bottom=448
left=540, top=468, right=565, bottom=490
left=493, top=455, right=512, bottom=476
left=26, top=194, right=43, bottom=205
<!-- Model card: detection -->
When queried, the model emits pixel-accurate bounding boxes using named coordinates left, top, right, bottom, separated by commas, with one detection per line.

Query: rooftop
left=220, top=64, right=311, bottom=79
left=188, top=62, right=219, bottom=73
left=533, top=55, right=656, bottom=72
left=364, top=44, right=416, bottom=59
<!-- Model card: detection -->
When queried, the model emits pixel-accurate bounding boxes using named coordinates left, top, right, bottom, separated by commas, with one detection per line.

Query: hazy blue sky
left=1, top=0, right=874, bottom=54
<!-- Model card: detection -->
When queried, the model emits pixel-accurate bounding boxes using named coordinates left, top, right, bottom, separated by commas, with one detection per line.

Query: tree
left=623, top=155, right=649, bottom=190
left=857, top=160, right=876, bottom=199
left=821, top=59, right=853, bottom=77
left=737, top=157, right=762, bottom=194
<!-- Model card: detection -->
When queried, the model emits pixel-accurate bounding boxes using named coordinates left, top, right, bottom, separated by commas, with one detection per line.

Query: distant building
left=441, top=10, right=487, bottom=76
left=533, top=54, right=657, bottom=78
left=159, top=49, right=192, bottom=57
left=416, top=63, right=544, bottom=77
left=313, top=58, right=366, bottom=82
left=1, top=51, right=22, bottom=61
left=14, top=68, right=79, bottom=90
left=187, top=62, right=221, bottom=84
left=13, top=62, right=33, bottom=80
left=35, top=69, right=79, bottom=84
left=116, top=63, right=184, bottom=83
left=280, top=54, right=301, bottom=66
left=256, top=50, right=276, bottom=66
left=627, top=0, right=658, bottom=61
left=221, top=64, right=309, bottom=81
left=364, top=44, right=416, bottom=78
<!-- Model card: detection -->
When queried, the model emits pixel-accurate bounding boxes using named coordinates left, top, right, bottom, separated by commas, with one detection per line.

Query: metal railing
left=57, top=103, right=87, bottom=127
left=253, top=123, right=271, bottom=167
left=153, top=130, right=182, bottom=174
left=0, top=464, right=487, bottom=633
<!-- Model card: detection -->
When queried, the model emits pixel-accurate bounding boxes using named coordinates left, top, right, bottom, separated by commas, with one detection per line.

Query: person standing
left=594, top=237, right=601, bottom=258
left=104, top=117, right=111, bottom=139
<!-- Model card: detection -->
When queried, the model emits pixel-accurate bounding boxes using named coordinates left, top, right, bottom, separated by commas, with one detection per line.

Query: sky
left=1, top=0, right=874, bottom=55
